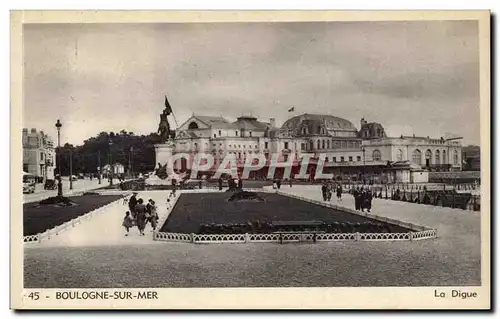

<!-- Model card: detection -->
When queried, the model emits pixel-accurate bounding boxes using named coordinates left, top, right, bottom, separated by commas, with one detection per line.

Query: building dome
left=281, top=113, right=358, bottom=136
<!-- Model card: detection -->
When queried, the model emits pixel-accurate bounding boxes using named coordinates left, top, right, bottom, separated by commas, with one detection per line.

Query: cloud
left=23, top=21, right=480, bottom=145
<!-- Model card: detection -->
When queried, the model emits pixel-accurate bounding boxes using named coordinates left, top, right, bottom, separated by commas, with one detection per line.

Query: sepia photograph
left=11, top=10, right=490, bottom=309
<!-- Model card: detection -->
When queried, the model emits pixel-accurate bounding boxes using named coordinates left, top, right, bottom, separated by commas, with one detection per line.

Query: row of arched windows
left=371, top=148, right=459, bottom=166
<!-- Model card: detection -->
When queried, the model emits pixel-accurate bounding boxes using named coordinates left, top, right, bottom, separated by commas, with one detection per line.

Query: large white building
left=22, top=128, right=56, bottom=181
left=170, top=113, right=462, bottom=182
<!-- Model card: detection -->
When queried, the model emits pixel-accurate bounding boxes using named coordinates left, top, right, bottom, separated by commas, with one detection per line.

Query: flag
left=164, top=95, right=173, bottom=115
left=288, top=107, right=295, bottom=112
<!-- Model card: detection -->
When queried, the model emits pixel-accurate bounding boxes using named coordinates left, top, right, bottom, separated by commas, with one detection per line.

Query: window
left=236, top=131, right=238, bottom=136
left=317, top=140, right=321, bottom=149
left=212, top=143, right=216, bottom=147
left=435, top=150, right=440, bottom=164
left=453, top=150, right=459, bottom=165
left=340, top=156, right=345, bottom=162
left=372, top=150, right=382, bottom=161
left=218, top=130, right=221, bottom=136
left=214, top=134, right=217, bottom=138
left=301, top=143, right=305, bottom=150
left=412, top=149, right=422, bottom=165
left=333, top=157, right=337, bottom=162
left=327, top=140, right=330, bottom=149
left=40, top=152, right=44, bottom=161
left=194, top=143, right=198, bottom=151
left=397, top=149, right=403, bottom=161
left=284, top=142, right=289, bottom=149
left=357, top=156, right=361, bottom=162
left=255, top=145, right=258, bottom=149
left=322, top=140, right=325, bottom=149
left=341, top=141, right=347, bottom=149
left=23, top=164, right=28, bottom=172
left=301, top=127, right=307, bottom=135
left=349, top=156, right=353, bottom=162
left=425, top=149, right=432, bottom=166
left=284, top=154, right=289, bottom=161
left=442, top=150, right=447, bottom=164
left=265, top=142, right=268, bottom=149
left=310, top=141, right=314, bottom=150
left=249, top=131, right=252, bottom=137
left=325, top=157, right=329, bottom=162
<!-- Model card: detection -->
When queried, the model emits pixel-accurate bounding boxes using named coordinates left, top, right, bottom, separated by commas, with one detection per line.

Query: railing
left=154, top=229, right=436, bottom=244
left=152, top=188, right=437, bottom=244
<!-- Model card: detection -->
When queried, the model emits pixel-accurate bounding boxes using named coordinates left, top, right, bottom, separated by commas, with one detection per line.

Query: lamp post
left=129, top=146, right=134, bottom=179
left=362, top=147, right=366, bottom=185
left=69, top=149, right=73, bottom=190
left=108, top=139, right=113, bottom=186
left=55, top=119, right=63, bottom=197
left=97, top=150, right=102, bottom=184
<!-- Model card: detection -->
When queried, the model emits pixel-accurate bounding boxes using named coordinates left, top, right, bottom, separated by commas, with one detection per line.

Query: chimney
left=270, top=118, right=276, bottom=127
left=360, top=118, right=367, bottom=127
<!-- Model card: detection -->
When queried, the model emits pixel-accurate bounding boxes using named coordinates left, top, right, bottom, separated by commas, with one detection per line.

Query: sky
left=23, top=21, right=480, bottom=145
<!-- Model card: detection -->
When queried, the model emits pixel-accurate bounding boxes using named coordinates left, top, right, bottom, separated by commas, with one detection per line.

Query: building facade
left=22, top=128, right=56, bottom=181
left=169, top=113, right=463, bottom=181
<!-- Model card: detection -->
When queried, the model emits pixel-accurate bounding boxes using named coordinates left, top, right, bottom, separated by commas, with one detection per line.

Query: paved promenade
left=24, top=186, right=482, bottom=288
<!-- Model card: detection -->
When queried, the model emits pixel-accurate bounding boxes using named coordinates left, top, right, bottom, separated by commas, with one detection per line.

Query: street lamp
left=55, top=119, right=63, bottom=197
left=362, top=147, right=366, bottom=185
left=69, top=149, right=73, bottom=190
left=108, top=139, right=113, bottom=186
left=129, top=146, right=134, bottom=179
left=97, top=150, right=102, bottom=184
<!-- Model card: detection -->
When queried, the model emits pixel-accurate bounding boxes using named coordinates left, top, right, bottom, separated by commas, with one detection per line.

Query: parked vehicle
left=23, top=172, right=36, bottom=194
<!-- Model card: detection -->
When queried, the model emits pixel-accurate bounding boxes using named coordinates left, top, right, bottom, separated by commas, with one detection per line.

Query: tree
left=56, top=131, right=160, bottom=176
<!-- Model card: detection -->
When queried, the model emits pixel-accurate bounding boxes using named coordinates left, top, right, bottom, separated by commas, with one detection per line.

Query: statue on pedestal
left=157, top=95, right=175, bottom=143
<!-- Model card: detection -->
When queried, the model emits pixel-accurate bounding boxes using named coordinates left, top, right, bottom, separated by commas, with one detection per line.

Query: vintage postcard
left=10, top=10, right=490, bottom=310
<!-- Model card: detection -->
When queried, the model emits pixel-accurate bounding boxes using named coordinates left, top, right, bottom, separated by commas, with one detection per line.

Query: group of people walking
left=321, top=182, right=343, bottom=202
left=353, top=188, right=373, bottom=212
left=122, top=192, right=159, bottom=236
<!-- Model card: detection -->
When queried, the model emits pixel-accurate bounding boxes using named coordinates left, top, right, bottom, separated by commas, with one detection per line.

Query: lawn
left=23, top=195, right=124, bottom=236
left=161, top=192, right=408, bottom=234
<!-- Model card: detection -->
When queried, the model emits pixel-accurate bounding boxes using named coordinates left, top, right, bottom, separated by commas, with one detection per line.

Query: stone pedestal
left=154, top=142, right=175, bottom=175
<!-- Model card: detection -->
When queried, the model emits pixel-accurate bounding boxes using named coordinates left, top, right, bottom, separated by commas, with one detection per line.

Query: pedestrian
left=122, top=211, right=134, bottom=236
left=354, top=188, right=361, bottom=210
left=321, top=183, right=327, bottom=201
left=128, top=192, right=138, bottom=220
left=218, top=177, right=223, bottom=191
left=326, top=183, right=333, bottom=201
left=289, top=178, right=293, bottom=188
left=336, top=184, right=343, bottom=202
left=277, top=179, right=281, bottom=189
left=238, top=178, right=243, bottom=189
left=272, top=179, right=277, bottom=190
left=149, top=200, right=159, bottom=231
left=134, top=198, right=147, bottom=236
left=364, top=190, right=373, bottom=213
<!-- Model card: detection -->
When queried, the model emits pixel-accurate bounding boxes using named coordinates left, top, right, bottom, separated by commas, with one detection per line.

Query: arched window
left=435, top=150, right=440, bottom=165
left=317, top=140, right=321, bottom=149
left=397, top=149, right=403, bottom=161
left=188, top=122, right=199, bottom=129
left=425, top=149, right=432, bottom=166
left=301, top=126, right=308, bottom=135
left=453, top=150, right=459, bottom=165
left=322, top=140, right=325, bottom=149
left=372, top=150, right=381, bottom=161
left=442, top=150, right=447, bottom=164
left=310, top=140, right=314, bottom=150
left=326, top=140, right=330, bottom=149
left=412, top=149, right=422, bottom=165
left=194, top=143, right=198, bottom=151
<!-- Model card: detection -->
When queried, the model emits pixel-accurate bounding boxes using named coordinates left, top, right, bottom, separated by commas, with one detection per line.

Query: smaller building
left=22, top=128, right=56, bottom=181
